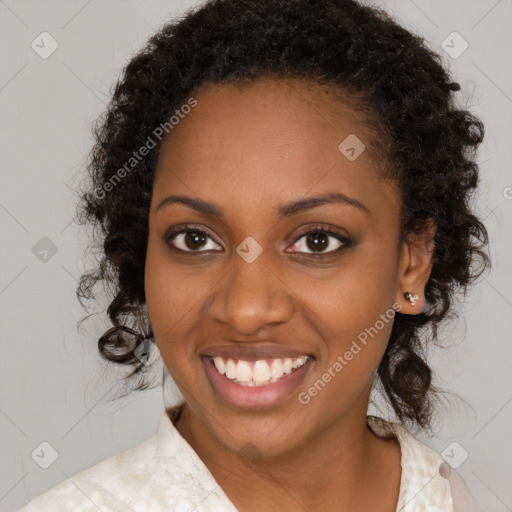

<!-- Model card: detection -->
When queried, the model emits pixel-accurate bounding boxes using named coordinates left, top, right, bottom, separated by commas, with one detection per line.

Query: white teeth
left=238, top=380, right=255, bottom=387
left=270, top=359, right=283, bottom=379
left=295, top=355, right=307, bottom=368
left=213, top=355, right=309, bottom=386
left=252, top=360, right=271, bottom=383
left=225, top=359, right=237, bottom=379
left=213, top=357, right=225, bottom=375
left=235, top=360, right=252, bottom=382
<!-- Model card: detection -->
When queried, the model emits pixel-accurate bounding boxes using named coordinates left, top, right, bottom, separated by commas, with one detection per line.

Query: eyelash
left=165, top=224, right=353, bottom=256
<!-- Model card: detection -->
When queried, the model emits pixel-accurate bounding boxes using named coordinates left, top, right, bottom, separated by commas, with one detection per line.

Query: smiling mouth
left=210, top=355, right=310, bottom=386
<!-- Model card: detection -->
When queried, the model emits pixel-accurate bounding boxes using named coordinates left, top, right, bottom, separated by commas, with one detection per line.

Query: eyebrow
left=156, top=192, right=369, bottom=218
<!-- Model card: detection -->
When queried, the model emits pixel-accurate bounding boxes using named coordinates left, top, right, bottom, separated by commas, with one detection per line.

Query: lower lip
left=202, top=356, right=313, bottom=410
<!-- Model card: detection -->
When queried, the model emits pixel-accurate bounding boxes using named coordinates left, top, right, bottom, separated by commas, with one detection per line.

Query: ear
left=396, top=217, right=436, bottom=314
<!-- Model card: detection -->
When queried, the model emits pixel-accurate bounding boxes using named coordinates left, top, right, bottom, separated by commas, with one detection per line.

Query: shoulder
left=18, top=409, right=238, bottom=512
left=17, top=434, right=158, bottom=512
left=367, top=415, right=478, bottom=512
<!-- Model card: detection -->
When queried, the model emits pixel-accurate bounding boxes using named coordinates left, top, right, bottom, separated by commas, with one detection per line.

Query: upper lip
left=201, top=343, right=314, bottom=361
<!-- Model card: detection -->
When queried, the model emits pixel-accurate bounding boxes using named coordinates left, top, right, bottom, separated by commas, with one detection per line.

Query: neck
left=173, top=397, right=400, bottom=511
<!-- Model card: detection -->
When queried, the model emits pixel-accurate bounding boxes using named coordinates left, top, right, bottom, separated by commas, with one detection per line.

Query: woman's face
left=145, top=77, right=432, bottom=457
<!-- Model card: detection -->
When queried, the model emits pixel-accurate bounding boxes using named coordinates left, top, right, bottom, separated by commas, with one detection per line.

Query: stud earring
left=403, top=291, right=420, bottom=306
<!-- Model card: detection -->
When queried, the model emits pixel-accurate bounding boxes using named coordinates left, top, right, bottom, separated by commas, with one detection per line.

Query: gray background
left=1, top=0, right=511, bottom=510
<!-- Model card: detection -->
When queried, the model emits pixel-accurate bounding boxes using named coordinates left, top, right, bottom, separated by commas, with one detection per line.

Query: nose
left=206, top=252, right=295, bottom=335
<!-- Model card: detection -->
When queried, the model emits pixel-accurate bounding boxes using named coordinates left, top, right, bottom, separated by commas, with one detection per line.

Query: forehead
left=153, top=77, right=397, bottom=216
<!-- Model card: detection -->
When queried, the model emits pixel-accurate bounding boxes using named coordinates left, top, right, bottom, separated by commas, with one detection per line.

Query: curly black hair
left=75, top=0, right=490, bottom=432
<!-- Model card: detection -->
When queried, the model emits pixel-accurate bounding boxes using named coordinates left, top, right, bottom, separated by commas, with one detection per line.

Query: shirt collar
left=156, top=401, right=239, bottom=511
left=156, top=404, right=452, bottom=512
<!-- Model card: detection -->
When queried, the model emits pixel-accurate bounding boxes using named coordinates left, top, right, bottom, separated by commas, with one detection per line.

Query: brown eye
left=166, top=229, right=222, bottom=252
left=184, top=231, right=207, bottom=250
left=305, top=231, right=329, bottom=252
left=289, top=228, right=351, bottom=255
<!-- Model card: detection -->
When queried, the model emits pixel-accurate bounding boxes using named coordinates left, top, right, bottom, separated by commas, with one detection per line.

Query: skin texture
left=144, top=77, right=435, bottom=511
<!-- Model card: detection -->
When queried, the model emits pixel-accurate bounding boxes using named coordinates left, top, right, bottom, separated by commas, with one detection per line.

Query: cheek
left=145, top=237, right=207, bottom=329
left=144, top=244, right=202, bottom=374
left=297, top=286, right=396, bottom=416
left=297, top=249, right=398, bottom=375
left=300, top=254, right=397, bottom=332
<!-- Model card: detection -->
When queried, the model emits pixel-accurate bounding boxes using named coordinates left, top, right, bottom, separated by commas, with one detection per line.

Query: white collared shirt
left=18, top=405, right=478, bottom=511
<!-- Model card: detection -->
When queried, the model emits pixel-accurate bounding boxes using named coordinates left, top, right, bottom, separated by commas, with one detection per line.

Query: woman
left=19, top=0, right=490, bottom=510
